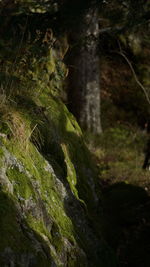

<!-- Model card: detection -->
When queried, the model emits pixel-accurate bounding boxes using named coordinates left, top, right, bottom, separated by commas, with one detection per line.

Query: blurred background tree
left=0, top=0, right=149, bottom=132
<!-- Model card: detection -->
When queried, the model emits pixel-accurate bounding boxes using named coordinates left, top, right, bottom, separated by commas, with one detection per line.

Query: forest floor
left=86, top=126, right=150, bottom=267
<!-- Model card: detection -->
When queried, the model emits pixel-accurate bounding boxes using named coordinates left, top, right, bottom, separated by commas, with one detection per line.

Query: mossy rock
left=0, top=92, right=117, bottom=266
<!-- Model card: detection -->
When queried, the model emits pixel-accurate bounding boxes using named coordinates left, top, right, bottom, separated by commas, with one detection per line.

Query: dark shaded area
left=101, top=182, right=150, bottom=267
left=142, top=123, right=150, bottom=169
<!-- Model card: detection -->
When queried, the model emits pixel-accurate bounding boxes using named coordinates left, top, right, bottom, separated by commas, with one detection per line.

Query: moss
left=5, top=139, right=77, bottom=246
left=50, top=222, right=64, bottom=253
left=0, top=144, right=78, bottom=264
left=36, top=93, right=100, bottom=206
left=61, top=143, right=77, bottom=195
left=0, top=190, right=32, bottom=252
left=6, top=167, right=34, bottom=200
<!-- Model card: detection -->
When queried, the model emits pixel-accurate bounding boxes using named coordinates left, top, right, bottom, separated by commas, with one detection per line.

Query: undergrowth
left=85, top=125, right=150, bottom=191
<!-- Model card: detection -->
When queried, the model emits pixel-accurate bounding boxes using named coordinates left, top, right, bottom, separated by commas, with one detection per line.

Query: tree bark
left=67, top=4, right=102, bottom=134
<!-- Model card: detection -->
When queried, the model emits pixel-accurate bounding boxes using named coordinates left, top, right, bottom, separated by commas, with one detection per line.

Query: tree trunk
left=67, top=4, right=102, bottom=134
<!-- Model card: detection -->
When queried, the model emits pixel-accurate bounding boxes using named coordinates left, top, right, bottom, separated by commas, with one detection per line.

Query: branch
left=99, top=25, right=123, bottom=34
left=115, top=43, right=150, bottom=106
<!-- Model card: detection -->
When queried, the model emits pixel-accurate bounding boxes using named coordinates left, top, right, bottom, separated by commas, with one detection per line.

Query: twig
left=115, top=42, right=150, bottom=105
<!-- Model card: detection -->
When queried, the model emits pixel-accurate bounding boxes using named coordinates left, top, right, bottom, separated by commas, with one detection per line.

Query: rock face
left=0, top=6, right=116, bottom=265
left=0, top=94, right=116, bottom=266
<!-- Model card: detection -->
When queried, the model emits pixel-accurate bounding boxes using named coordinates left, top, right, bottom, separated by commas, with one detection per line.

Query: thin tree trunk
left=67, top=4, right=102, bottom=134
